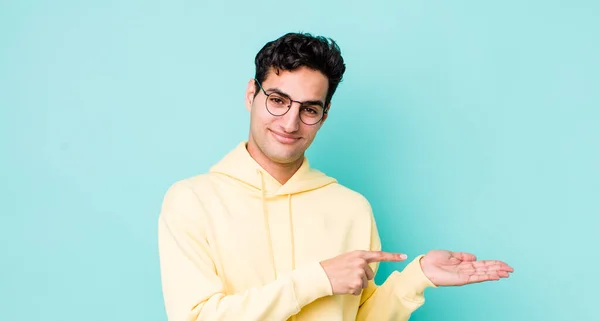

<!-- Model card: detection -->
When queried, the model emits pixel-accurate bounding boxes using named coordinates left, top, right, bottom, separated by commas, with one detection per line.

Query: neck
left=246, top=141, right=303, bottom=185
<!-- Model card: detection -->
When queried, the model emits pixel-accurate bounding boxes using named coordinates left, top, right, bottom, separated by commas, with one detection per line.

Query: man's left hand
left=420, top=250, right=514, bottom=286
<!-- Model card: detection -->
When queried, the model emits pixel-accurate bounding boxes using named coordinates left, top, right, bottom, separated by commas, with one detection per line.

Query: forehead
left=262, top=66, right=329, bottom=102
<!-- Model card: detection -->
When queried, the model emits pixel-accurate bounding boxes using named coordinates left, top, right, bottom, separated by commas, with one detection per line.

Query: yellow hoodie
left=158, top=142, right=436, bottom=321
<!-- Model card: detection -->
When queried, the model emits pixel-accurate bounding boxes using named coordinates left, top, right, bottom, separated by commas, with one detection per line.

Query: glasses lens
left=266, top=93, right=291, bottom=116
left=300, top=105, right=324, bottom=125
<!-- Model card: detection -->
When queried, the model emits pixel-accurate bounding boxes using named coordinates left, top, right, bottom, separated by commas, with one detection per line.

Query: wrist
left=418, top=255, right=437, bottom=287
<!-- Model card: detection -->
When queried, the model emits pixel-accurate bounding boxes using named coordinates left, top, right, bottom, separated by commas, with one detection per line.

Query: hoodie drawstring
left=258, top=170, right=277, bottom=281
left=288, top=194, right=296, bottom=270
left=258, top=171, right=298, bottom=321
left=288, top=193, right=297, bottom=321
left=257, top=171, right=297, bottom=274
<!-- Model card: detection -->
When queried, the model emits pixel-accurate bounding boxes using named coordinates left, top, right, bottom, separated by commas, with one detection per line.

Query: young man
left=158, top=32, right=513, bottom=321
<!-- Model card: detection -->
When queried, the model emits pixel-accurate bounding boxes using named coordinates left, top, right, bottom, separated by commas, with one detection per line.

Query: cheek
left=252, top=114, right=277, bottom=134
left=250, top=105, right=270, bottom=126
left=301, top=127, right=319, bottom=140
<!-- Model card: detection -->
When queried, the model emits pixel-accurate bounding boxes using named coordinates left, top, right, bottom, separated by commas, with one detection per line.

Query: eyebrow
left=265, top=87, right=325, bottom=107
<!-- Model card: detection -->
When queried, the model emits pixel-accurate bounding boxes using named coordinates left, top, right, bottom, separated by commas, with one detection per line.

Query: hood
left=209, top=141, right=337, bottom=196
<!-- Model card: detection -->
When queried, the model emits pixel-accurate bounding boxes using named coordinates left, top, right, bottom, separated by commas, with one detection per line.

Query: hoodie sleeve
left=355, top=205, right=437, bottom=321
left=157, top=181, right=333, bottom=321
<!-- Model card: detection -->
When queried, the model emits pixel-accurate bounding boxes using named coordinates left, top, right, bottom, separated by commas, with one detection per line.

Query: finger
left=501, top=263, right=515, bottom=273
left=362, top=276, right=368, bottom=289
left=362, top=251, right=407, bottom=263
left=452, top=252, right=477, bottom=262
left=467, top=273, right=499, bottom=284
left=498, top=270, right=511, bottom=278
left=364, top=264, right=375, bottom=280
left=465, top=270, right=500, bottom=276
left=466, top=268, right=513, bottom=283
left=460, top=262, right=514, bottom=273
left=484, top=264, right=514, bottom=273
left=469, top=260, right=514, bottom=272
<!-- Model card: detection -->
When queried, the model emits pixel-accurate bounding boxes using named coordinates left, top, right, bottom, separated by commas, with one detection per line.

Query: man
left=158, top=32, right=513, bottom=321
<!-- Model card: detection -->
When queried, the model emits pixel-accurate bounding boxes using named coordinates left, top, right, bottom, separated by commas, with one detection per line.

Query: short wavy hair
left=253, top=32, right=346, bottom=107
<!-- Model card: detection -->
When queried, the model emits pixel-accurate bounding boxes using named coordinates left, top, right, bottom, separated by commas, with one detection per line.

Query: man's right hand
left=320, top=250, right=407, bottom=295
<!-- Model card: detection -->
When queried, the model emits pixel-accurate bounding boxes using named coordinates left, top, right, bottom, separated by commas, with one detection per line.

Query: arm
left=158, top=181, right=332, bottom=321
left=356, top=209, right=437, bottom=321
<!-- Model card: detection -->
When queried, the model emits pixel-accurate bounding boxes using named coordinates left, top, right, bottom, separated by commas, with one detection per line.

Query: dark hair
left=254, top=32, right=346, bottom=107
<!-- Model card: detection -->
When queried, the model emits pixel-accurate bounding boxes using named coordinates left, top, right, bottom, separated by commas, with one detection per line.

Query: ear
left=245, top=78, right=257, bottom=112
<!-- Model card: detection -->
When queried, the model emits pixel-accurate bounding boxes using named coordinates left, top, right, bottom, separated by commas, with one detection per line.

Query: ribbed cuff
left=290, top=261, right=333, bottom=310
left=390, top=255, right=437, bottom=301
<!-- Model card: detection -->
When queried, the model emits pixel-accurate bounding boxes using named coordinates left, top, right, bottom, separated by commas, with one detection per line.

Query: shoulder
left=320, top=182, right=374, bottom=214
left=324, top=182, right=371, bottom=204
left=318, top=182, right=381, bottom=250
left=162, top=172, right=219, bottom=198
left=159, top=173, right=227, bottom=229
left=159, top=173, right=217, bottom=214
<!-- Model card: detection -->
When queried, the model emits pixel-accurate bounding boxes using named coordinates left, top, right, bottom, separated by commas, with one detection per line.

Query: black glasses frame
left=254, top=79, right=327, bottom=125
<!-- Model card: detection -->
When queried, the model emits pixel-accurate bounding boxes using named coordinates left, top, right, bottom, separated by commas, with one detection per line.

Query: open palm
left=420, top=250, right=514, bottom=286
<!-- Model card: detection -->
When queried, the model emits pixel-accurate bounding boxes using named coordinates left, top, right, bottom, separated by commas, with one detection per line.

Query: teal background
left=1, top=0, right=598, bottom=320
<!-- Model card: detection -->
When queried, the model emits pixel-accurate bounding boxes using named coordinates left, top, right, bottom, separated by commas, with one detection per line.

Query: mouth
left=269, top=129, right=301, bottom=144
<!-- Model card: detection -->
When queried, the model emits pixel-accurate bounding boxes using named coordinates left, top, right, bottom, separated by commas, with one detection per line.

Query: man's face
left=245, top=66, right=330, bottom=165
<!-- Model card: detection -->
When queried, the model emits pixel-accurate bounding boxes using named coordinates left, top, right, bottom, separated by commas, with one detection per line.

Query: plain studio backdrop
left=1, top=1, right=598, bottom=320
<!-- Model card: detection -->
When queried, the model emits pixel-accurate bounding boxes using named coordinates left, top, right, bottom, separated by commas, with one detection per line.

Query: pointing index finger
left=362, top=251, right=407, bottom=263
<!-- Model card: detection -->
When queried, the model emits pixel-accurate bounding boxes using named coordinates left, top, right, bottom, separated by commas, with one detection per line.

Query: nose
left=280, top=103, right=301, bottom=133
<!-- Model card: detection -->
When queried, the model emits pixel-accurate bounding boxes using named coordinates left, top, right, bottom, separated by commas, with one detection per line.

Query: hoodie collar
left=209, top=141, right=336, bottom=196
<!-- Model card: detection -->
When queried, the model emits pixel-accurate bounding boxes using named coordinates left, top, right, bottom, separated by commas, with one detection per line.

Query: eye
left=269, top=94, right=288, bottom=106
left=302, top=106, right=320, bottom=115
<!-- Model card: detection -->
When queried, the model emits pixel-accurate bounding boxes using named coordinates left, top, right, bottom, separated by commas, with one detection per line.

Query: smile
left=270, top=130, right=300, bottom=144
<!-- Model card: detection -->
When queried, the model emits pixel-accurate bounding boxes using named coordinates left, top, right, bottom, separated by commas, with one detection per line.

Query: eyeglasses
left=254, top=79, right=327, bottom=125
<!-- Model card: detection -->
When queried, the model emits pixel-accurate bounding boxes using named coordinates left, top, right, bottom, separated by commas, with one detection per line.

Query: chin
left=271, top=153, right=300, bottom=164
left=266, top=149, right=303, bottom=165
